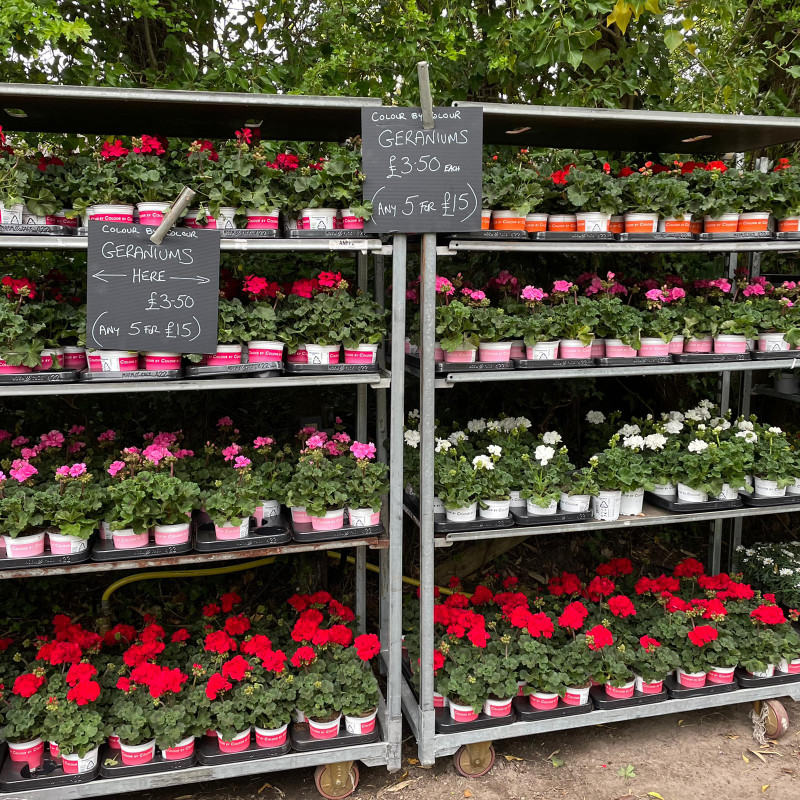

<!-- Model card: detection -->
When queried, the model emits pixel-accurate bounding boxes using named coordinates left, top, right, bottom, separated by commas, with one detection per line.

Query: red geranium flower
left=470, top=585, right=494, bottom=606
left=548, top=572, right=582, bottom=596
left=202, top=603, right=221, bottom=618
left=262, top=649, right=287, bottom=673
left=586, top=576, right=616, bottom=601
left=558, top=601, right=589, bottom=630
left=673, top=557, right=705, bottom=578
left=291, top=608, right=324, bottom=642
left=687, top=625, right=718, bottom=646
left=717, top=582, right=754, bottom=601
left=241, top=634, right=272, bottom=656
left=12, top=673, right=44, bottom=698
left=705, top=160, right=727, bottom=172
left=116, top=676, right=131, bottom=692
left=290, top=646, right=317, bottom=668
left=221, top=655, right=251, bottom=681
left=326, top=625, right=353, bottom=647
left=751, top=605, right=786, bottom=625
left=329, top=600, right=356, bottom=621
left=764, top=593, right=777, bottom=604
left=503, top=576, right=519, bottom=589
left=139, top=623, right=165, bottom=644
left=608, top=595, right=637, bottom=618
left=433, top=649, right=445, bottom=673
left=444, top=593, right=470, bottom=609
left=67, top=679, right=100, bottom=706
left=170, top=629, right=191, bottom=644
left=527, top=612, right=555, bottom=639
left=203, top=631, right=238, bottom=654
left=639, top=635, right=661, bottom=652
left=467, top=627, right=490, bottom=648
left=287, top=594, right=309, bottom=612
left=224, top=614, right=251, bottom=637
left=596, top=558, right=633, bottom=577
left=103, top=624, right=136, bottom=648
left=586, top=624, right=613, bottom=650
left=701, top=598, right=728, bottom=619
left=220, top=592, right=241, bottom=613
left=205, top=672, right=232, bottom=701
left=308, top=590, right=332, bottom=606
left=65, top=663, right=97, bottom=686
left=508, top=606, right=534, bottom=629
left=354, top=633, right=381, bottom=661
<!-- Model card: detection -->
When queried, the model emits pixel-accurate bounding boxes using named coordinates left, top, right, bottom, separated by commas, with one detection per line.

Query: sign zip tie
left=150, top=185, right=197, bottom=245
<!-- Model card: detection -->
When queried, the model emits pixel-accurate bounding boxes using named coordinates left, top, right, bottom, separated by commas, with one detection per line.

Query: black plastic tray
left=514, top=358, right=594, bottom=370
left=91, top=537, right=193, bottom=562
left=434, top=707, right=515, bottom=734
left=0, top=544, right=91, bottom=570
left=220, top=229, right=279, bottom=238
left=776, top=231, right=800, bottom=240
left=511, top=509, right=592, bottom=527
left=595, top=356, right=672, bottom=366
left=0, top=224, right=75, bottom=236
left=433, top=513, right=514, bottom=534
left=532, top=231, right=615, bottom=241
left=672, top=352, right=750, bottom=364
left=79, top=369, right=182, bottom=382
left=615, top=232, right=695, bottom=241
left=735, top=668, right=800, bottom=688
left=290, top=722, right=378, bottom=752
left=512, top=695, right=593, bottom=722
left=288, top=229, right=370, bottom=239
left=589, top=685, right=667, bottom=709
left=739, top=492, right=800, bottom=508
left=290, top=520, right=384, bottom=543
left=195, top=736, right=290, bottom=765
left=750, top=350, right=800, bottom=361
left=406, top=355, right=511, bottom=373
left=664, top=674, right=739, bottom=698
left=195, top=518, right=291, bottom=551
left=645, top=492, right=742, bottom=513
left=184, top=362, right=284, bottom=378
left=454, top=230, right=529, bottom=240
left=98, top=744, right=195, bottom=778
left=0, top=370, right=79, bottom=385
left=284, top=362, right=380, bottom=375
left=699, top=231, right=773, bottom=240
left=0, top=752, right=98, bottom=792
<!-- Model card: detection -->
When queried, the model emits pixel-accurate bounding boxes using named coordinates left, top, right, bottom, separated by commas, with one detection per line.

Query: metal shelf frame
left=445, top=239, right=800, bottom=255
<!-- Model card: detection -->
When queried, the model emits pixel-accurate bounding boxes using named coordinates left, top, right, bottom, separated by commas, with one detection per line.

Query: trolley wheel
left=314, top=762, right=359, bottom=799
left=764, top=700, right=790, bottom=739
left=453, top=742, right=495, bottom=778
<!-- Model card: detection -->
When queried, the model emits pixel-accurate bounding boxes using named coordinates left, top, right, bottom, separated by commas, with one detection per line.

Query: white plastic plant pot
left=343, top=343, right=378, bottom=364
left=216, top=728, right=252, bottom=753
left=528, top=691, right=559, bottom=710
left=524, top=212, right=548, bottom=233
left=778, top=658, right=800, bottom=674
left=344, top=708, right=378, bottom=734
left=592, top=490, right=621, bottom=521
left=590, top=338, right=605, bottom=358
left=293, top=708, right=306, bottom=723
left=638, top=337, right=670, bottom=357
left=0, top=202, right=24, bottom=225
left=214, top=517, right=251, bottom=541
left=448, top=701, right=479, bottom=723
left=205, top=344, right=243, bottom=366
left=310, top=508, right=346, bottom=532
left=677, top=669, right=706, bottom=688
left=684, top=336, right=713, bottom=354
left=547, top=213, right=577, bottom=232
left=89, top=204, right=135, bottom=223
left=301, top=207, right=337, bottom=230
left=704, top=213, right=739, bottom=233
left=8, top=738, right=44, bottom=767
left=659, top=213, right=692, bottom=233
left=775, top=373, right=800, bottom=394
left=136, top=202, right=171, bottom=226
left=560, top=339, right=593, bottom=359
left=257, top=499, right=281, bottom=525
left=341, top=208, right=365, bottom=230
left=788, top=478, right=800, bottom=496
left=80, top=206, right=95, bottom=226
left=442, top=344, right=477, bottom=363
left=143, top=352, right=181, bottom=371
left=482, top=697, right=513, bottom=718
left=778, top=216, right=800, bottom=233
left=445, top=503, right=478, bottom=523
left=668, top=335, right=685, bottom=355
left=478, top=341, right=513, bottom=363
left=634, top=675, right=663, bottom=694
left=575, top=212, right=610, bottom=232
left=480, top=209, right=491, bottom=230
left=35, top=347, right=64, bottom=372
left=432, top=496, right=446, bottom=515
left=255, top=723, right=288, bottom=748
left=713, top=334, right=747, bottom=354
left=509, top=339, right=525, bottom=359
left=245, top=208, right=280, bottom=230
left=479, top=498, right=510, bottom=520
left=63, top=346, right=87, bottom=370
left=624, top=212, right=659, bottom=233
left=154, top=523, right=191, bottom=546
left=508, top=490, right=525, bottom=510
left=758, top=332, right=790, bottom=352
left=527, top=498, right=557, bottom=516
left=291, top=507, right=311, bottom=524
left=99, top=521, right=114, bottom=541
left=604, top=680, right=635, bottom=699
left=562, top=685, right=591, bottom=706
left=715, top=484, right=739, bottom=501
left=22, top=206, right=55, bottom=225
left=754, top=477, right=786, bottom=498
left=304, top=343, right=341, bottom=365
left=87, top=349, right=139, bottom=372
left=216, top=206, right=238, bottom=229
left=160, top=736, right=195, bottom=761
left=677, top=483, right=708, bottom=503
left=738, top=211, right=771, bottom=232
left=247, top=341, right=284, bottom=363
left=619, top=487, right=644, bottom=516
left=651, top=482, right=677, bottom=498
left=526, top=341, right=559, bottom=360
left=48, top=531, right=89, bottom=555
left=347, top=507, right=381, bottom=527
left=120, top=739, right=156, bottom=766
left=60, top=745, right=99, bottom=774
left=604, top=338, right=636, bottom=358
left=559, top=493, right=590, bottom=513
left=745, top=475, right=754, bottom=487
left=491, top=209, right=526, bottom=231
left=3, top=532, right=46, bottom=558
left=183, top=209, right=217, bottom=229
left=707, top=666, right=736, bottom=685
left=749, top=664, right=776, bottom=679
left=307, top=715, right=342, bottom=740
left=112, top=528, right=150, bottom=549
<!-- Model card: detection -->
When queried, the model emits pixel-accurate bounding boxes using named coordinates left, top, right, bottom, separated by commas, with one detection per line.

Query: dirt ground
left=152, top=698, right=800, bottom=800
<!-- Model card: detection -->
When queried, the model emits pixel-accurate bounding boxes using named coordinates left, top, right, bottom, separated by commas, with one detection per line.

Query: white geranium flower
left=663, top=420, right=684, bottom=435
left=589, top=455, right=599, bottom=465
left=449, top=430, right=468, bottom=444
left=435, top=438, right=452, bottom=453
left=735, top=545, right=744, bottom=552
left=736, top=431, right=758, bottom=443
left=769, top=426, right=783, bottom=434
left=737, top=420, right=754, bottom=431
left=720, top=419, right=731, bottom=431
left=534, top=445, right=555, bottom=466
left=404, top=430, right=421, bottom=448
left=685, top=408, right=703, bottom=422
left=499, top=417, right=517, bottom=432
left=586, top=410, right=605, bottom=424
left=687, top=439, right=709, bottom=453
left=542, top=431, right=562, bottom=446
left=487, top=419, right=501, bottom=432
left=644, top=433, right=667, bottom=451
left=487, top=445, right=502, bottom=456
left=472, top=454, right=494, bottom=471
left=623, top=435, right=645, bottom=450
left=467, top=418, right=486, bottom=433
left=669, top=410, right=685, bottom=422
left=699, top=399, right=715, bottom=409
left=697, top=423, right=707, bottom=431
left=618, top=424, right=641, bottom=437
left=646, top=413, right=653, bottom=421
left=407, top=409, right=420, bottom=420
left=515, top=416, right=532, bottom=429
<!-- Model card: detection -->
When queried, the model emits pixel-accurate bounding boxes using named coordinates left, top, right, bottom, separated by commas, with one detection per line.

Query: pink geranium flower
left=69, top=463, right=87, bottom=478
left=435, top=276, right=455, bottom=295
left=20, top=448, right=37, bottom=460
left=233, top=456, right=251, bottom=469
left=40, top=430, right=65, bottom=449
left=143, top=444, right=166, bottom=464
left=10, top=461, right=37, bottom=483
left=0, top=431, right=11, bottom=442
left=521, top=286, right=547, bottom=302
left=97, top=429, right=116, bottom=443
left=350, top=441, right=377, bottom=460
left=333, top=432, right=351, bottom=444
left=55, top=465, right=71, bottom=477
left=253, top=436, right=274, bottom=449
left=552, top=280, right=574, bottom=293
left=68, top=425, right=85, bottom=436
left=668, top=287, right=686, bottom=302
left=743, top=284, right=765, bottom=297
left=306, top=434, right=326, bottom=450
left=222, top=444, right=241, bottom=461
left=68, top=441, right=87, bottom=454
left=11, top=436, right=28, bottom=447
left=173, top=449, right=194, bottom=459
left=217, top=416, right=234, bottom=428
left=107, top=461, right=125, bottom=477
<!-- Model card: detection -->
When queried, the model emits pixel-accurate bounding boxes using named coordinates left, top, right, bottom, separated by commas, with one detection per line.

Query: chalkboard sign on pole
left=361, top=107, right=483, bottom=233
left=86, top=222, right=220, bottom=354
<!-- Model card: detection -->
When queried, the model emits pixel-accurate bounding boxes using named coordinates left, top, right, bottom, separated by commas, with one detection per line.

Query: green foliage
left=595, top=296, right=643, bottom=348
left=284, top=450, right=348, bottom=517
left=202, top=466, right=260, bottom=526
left=470, top=306, right=514, bottom=343
left=43, top=675, right=107, bottom=757
left=565, top=167, right=623, bottom=215
left=435, top=451, right=480, bottom=510
left=753, top=429, right=796, bottom=486
left=436, top=301, right=478, bottom=353
left=0, top=299, right=45, bottom=367
left=40, top=480, right=104, bottom=540
left=621, top=171, right=691, bottom=216
left=0, top=487, right=45, bottom=538
left=520, top=306, right=561, bottom=347
left=554, top=299, right=600, bottom=345
left=344, top=455, right=388, bottom=511
left=591, top=435, right=652, bottom=492
left=482, top=153, right=543, bottom=215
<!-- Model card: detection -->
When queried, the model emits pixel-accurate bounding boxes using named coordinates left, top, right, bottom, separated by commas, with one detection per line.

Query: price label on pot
left=86, top=222, right=220, bottom=354
left=361, top=107, right=483, bottom=233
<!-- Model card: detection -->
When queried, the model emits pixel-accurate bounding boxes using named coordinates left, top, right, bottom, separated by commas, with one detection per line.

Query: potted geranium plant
left=677, top=436, right=750, bottom=503
left=473, top=447, right=513, bottom=520
left=628, top=635, right=679, bottom=694
left=620, top=168, right=691, bottom=233
left=772, top=160, right=800, bottom=231
left=41, top=462, right=103, bottom=554
left=553, top=295, right=599, bottom=358
left=344, top=441, right=388, bottom=527
left=735, top=603, right=786, bottom=678
left=1, top=670, right=48, bottom=767
left=736, top=169, right=774, bottom=231
left=560, top=465, right=599, bottom=513
left=0, top=480, right=47, bottom=558
left=203, top=456, right=260, bottom=540
left=595, top=294, right=643, bottom=356
left=284, top=444, right=348, bottom=530
left=752, top=427, right=796, bottom=498
left=436, top=299, right=478, bottom=363
left=203, top=660, right=256, bottom=753
left=0, top=297, right=46, bottom=373
left=188, top=298, right=252, bottom=366
left=590, top=434, right=652, bottom=520
left=693, top=161, right=741, bottom=233
left=482, top=151, right=544, bottom=230
left=239, top=146, right=293, bottom=230
left=0, top=141, right=28, bottom=224
left=675, top=623, right=738, bottom=688
left=564, top=164, right=623, bottom=231
left=435, top=450, right=481, bottom=523
left=519, top=286, right=560, bottom=360
left=249, top=437, right=292, bottom=525
left=752, top=294, right=800, bottom=352
left=292, top=646, right=349, bottom=739
left=471, top=304, right=515, bottom=362
left=68, top=141, right=134, bottom=223
left=519, top=446, right=568, bottom=516
left=117, top=136, right=178, bottom=225
left=341, top=292, right=388, bottom=364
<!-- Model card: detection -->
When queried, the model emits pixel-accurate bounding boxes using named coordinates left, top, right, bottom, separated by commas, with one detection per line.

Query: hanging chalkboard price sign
left=86, top=222, right=220, bottom=354
left=361, top=106, right=483, bottom=233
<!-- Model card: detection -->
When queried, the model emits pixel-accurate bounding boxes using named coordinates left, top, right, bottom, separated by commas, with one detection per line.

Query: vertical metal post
left=385, top=234, right=407, bottom=771
left=418, top=232, right=437, bottom=765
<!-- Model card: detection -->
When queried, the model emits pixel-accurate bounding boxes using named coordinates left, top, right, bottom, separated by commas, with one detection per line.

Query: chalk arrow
left=169, top=275, right=210, bottom=285
left=91, top=270, right=128, bottom=283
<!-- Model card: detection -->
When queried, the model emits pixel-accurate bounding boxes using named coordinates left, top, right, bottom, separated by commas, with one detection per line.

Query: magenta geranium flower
left=107, top=461, right=125, bottom=477
left=253, top=436, right=274, bottom=449
left=233, top=456, right=251, bottom=469
left=10, top=461, right=37, bottom=483
left=39, top=430, right=65, bottom=449
left=221, top=443, right=241, bottom=461
left=306, top=434, right=326, bottom=450
left=69, top=463, right=87, bottom=477
left=55, top=465, right=71, bottom=477
left=217, top=416, right=234, bottom=428
left=350, top=441, right=376, bottom=460
left=97, top=429, right=116, bottom=443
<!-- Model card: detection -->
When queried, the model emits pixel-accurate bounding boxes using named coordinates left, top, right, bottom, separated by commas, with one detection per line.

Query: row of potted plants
left=408, top=272, right=800, bottom=362
left=403, top=403, right=800, bottom=522
left=0, top=591, right=382, bottom=772
left=481, top=152, right=800, bottom=233
left=0, top=421, right=388, bottom=556
left=0, top=127, right=371, bottom=230
left=404, top=563, right=800, bottom=720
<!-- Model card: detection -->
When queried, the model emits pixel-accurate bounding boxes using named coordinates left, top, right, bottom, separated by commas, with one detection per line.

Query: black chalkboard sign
left=361, top=107, right=483, bottom=233
left=86, top=222, right=220, bottom=354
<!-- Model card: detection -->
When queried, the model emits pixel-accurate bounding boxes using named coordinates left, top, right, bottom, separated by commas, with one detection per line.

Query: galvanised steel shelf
left=751, top=386, right=800, bottom=404
left=0, top=369, right=391, bottom=397
left=0, top=535, right=389, bottom=580
left=400, top=674, right=800, bottom=759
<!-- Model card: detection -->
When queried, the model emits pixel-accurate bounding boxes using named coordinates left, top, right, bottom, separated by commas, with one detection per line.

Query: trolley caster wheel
left=764, top=700, right=790, bottom=739
left=453, top=742, right=495, bottom=778
left=314, top=761, right=359, bottom=799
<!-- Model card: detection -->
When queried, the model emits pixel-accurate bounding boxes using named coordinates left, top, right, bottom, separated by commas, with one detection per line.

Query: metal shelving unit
left=407, top=105, right=800, bottom=769
left=0, top=86, right=406, bottom=795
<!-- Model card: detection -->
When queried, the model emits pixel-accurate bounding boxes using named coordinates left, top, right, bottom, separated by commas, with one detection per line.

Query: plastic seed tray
left=512, top=696, right=594, bottom=722
left=750, top=350, right=800, bottom=361
left=0, top=753, right=98, bottom=792
left=511, top=509, right=593, bottom=528
left=98, top=745, right=195, bottom=778
left=453, top=230, right=529, bottom=240
left=775, top=232, right=800, bottom=240
left=0, top=370, right=79, bottom=385
left=0, top=224, right=76, bottom=236
left=290, top=519, right=384, bottom=544
left=738, top=492, right=800, bottom=508
left=433, top=707, right=516, bottom=734
left=184, top=362, right=284, bottom=378
left=405, top=493, right=515, bottom=533
left=288, top=229, right=371, bottom=238
left=195, top=517, right=291, bottom=552
left=284, top=362, right=380, bottom=375
left=79, top=369, right=183, bottom=382
left=531, top=232, right=615, bottom=241
left=672, top=353, right=750, bottom=364
left=406, top=355, right=513, bottom=373
left=734, top=668, right=800, bottom=689
left=91, top=536, right=193, bottom=562
left=195, top=736, right=291, bottom=765
left=220, top=229, right=280, bottom=239
left=589, top=685, right=667, bottom=710
left=645, top=492, right=742, bottom=514
left=289, top=723, right=379, bottom=752
left=664, top=675, right=739, bottom=698
left=615, top=232, right=696, bottom=241
left=698, top=231, right=774, bottom=241
left=595, top=356, right=672, bottom=367
left=513, top=358, right=594, bottom=370
left=0, top=544, right=91, bottom=570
